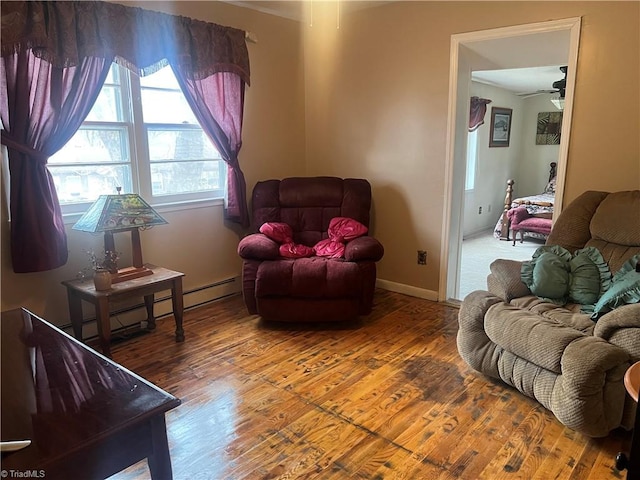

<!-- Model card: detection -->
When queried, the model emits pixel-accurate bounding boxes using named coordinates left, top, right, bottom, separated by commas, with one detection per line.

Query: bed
left=493, top=162, right=557, bottom=240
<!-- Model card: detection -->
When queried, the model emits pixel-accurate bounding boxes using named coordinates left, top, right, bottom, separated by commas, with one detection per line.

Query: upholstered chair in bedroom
left=507, top=206, right=553, bottom=245
left=458, top=190, right=640, bottom=437
left=237, top=177, right=384, bottom=322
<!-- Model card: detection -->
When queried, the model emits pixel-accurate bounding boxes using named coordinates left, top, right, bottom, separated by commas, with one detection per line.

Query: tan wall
left=0, top=1, right=306, bottom=325
left=2, top=1, right=639, bottom=323
left=304, top=1, right=640, bottom=294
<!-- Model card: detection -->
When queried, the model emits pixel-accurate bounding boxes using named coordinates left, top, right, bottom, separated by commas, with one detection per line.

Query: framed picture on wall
left=536, top=111, right=563, bottom=145
left=489, top=107, right=512, bottom=147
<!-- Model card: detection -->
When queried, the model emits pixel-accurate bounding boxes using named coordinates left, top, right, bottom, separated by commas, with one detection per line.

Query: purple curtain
left=1, top=50, right=111, bottom=272
left=469, top=96, right=492, bottom=132
left=1, top=1, right=251, bottom=271
left=172, top=69, right=249, bottom=227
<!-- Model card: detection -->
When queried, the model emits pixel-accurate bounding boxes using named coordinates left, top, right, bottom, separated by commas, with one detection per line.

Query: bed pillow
left=521, top=246, right=611, bottom=306
left=591, top=254, right=640, bottom=319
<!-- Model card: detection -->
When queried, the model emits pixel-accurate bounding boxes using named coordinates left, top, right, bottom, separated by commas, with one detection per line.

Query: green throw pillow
left=521, top=245, right=611, bottom=307
left=521, top=246, right=572, bottom=304
left=591, top=254, right=640, bottom=319
left=569, top=247, right=612, bottom=307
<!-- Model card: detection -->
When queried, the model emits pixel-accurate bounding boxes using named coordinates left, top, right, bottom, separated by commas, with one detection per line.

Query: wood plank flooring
left=107, top=290, right=632, bottom=480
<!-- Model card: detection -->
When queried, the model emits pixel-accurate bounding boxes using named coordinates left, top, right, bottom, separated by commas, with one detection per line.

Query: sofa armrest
left=237, top=233, right=279, bottom=260
left=594, top=303, right=640, bottom=362
left=344, top=236, right=384, bottom=262
left=487, top=259, right=531, bottom=301
left=553, top=335, right=631, bottom=437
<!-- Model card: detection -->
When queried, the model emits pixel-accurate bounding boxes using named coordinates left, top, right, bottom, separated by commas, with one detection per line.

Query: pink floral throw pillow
left=259, top=222, right=293, bottom=244
left=259, top=222, right=315, bottom=258
left=280, top=243, right=315, bottom=258
left=313, top=238, right=345, bottom=258
left=314, top=217, right=368, bottom=258
left=327, top=217, right=368, bottom=242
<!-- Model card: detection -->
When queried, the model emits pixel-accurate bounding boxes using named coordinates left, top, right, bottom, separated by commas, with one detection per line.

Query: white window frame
left=50, top=63, right=226, bottom=222
left=465, top=130, right=478, bottom=191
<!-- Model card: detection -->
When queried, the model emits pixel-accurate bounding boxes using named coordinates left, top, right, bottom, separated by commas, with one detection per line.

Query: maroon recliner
left=237, top=177, right=384, bottom=322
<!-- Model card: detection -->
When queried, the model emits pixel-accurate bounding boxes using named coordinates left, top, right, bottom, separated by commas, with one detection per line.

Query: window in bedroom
left=49, top=63, right=225, bottom=217
left=465, top=130, right=478, bottom=191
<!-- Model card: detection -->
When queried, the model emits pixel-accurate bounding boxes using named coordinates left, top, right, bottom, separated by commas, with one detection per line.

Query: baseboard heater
left=60, top=277, right=239, bottom=341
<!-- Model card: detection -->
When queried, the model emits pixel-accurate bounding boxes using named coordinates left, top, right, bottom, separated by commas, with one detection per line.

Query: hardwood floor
left=108, top=290, right=632, bottom=480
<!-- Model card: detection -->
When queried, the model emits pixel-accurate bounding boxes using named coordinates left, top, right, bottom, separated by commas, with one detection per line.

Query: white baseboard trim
left=376, top=279, right=439, bottom=302
left=153, top=275, right=241, bottom=318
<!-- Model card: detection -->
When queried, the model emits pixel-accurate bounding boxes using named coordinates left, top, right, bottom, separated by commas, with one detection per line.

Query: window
left=465, top=130, right=478, bottom=191
left=49, top=64, right=225, bottom=215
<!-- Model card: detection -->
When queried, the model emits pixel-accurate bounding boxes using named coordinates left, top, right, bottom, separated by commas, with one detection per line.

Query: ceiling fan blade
left=516, top=89, right=557, bottom=99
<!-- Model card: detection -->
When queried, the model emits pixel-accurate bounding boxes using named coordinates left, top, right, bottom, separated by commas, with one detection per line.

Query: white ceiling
left=472, top=66, right=566, bottom=96
left=226, top=1, right=568, bottom=93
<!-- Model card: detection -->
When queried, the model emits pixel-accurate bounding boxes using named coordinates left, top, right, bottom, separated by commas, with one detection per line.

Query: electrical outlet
left=478, top=206, right=482, bottom=214
left=417, top=250, right=427, bottom=265
left=488, top=204, right=492, bottom=213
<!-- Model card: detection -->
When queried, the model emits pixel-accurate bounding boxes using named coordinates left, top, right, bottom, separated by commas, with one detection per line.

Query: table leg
left=95, top=297, right=112, bottom=358
left=147, top=415, right=174, bottom=480
left=66, top=289, right=84, bottom=341
left=171, top=278, right=184, bottom=342
left=144, top=294, right=156, bottom=330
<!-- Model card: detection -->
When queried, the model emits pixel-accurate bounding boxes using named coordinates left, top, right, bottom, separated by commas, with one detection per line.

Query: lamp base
left=111, top=266, right=153, bottom=284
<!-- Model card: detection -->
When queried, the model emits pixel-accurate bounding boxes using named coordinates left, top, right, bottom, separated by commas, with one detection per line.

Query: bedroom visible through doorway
left=440, top=17, right=581, bottom=303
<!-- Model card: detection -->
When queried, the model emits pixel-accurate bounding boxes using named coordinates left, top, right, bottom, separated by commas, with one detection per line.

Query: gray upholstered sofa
left=458, top=190, right=640, bottom=437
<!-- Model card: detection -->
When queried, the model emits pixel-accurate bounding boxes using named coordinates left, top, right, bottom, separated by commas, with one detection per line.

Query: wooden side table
left=62, top=264, right=185, bottom=358
left=616, top=361, right=640, bottom=480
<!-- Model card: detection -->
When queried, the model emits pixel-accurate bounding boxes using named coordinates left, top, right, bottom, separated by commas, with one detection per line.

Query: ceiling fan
left=517, top=66, right=568, bottom=99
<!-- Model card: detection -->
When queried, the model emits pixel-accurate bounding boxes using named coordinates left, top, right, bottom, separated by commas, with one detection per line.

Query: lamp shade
left=73, top=194, right=167, bottom=233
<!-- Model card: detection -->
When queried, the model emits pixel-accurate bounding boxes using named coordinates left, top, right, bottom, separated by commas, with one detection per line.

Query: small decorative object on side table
left=62, top=264, right=185, bottom=358
left=616, top=361, right=640, bottom=480
left=93, top=268, right=112, bottom=291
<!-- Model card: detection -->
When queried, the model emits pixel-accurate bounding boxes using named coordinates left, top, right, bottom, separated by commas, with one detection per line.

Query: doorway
left=439, top=18, right=581, bottom=303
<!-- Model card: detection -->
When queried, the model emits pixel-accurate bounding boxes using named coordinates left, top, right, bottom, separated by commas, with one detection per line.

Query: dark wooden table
left=0, top=308, right=181, bottom=479
left=62, top=264, right=184, bottom=358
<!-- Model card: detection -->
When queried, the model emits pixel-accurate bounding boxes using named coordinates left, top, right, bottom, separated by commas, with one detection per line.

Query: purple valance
left=1, top=0, right=250, bottom=84
left=469, top=96, right=492, bottom=132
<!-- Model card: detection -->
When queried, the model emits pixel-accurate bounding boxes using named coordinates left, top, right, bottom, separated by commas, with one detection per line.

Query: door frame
left=439, top=17, right=581, bottom=302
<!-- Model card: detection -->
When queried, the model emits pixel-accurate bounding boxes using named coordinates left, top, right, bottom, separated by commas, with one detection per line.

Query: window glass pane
left=150, top=160, right=222, bottom=196
left=140, top=67, right=197, bottom=124
left=147, top=129, right=220, bottom=162
left=104, top=63, right=119, bottom=85
left=49, top=164, right=133, bottom=204
left=84, top=64, right=122, bottom=122
left=465, top=130, right=478, bottom=191
left=139, top=67, right=179, bottom=89
left=84, top=86, right=122, bottom=122
left=141, top=89, right=197, bottom=124
left=50, top=128, right=129, bottom=164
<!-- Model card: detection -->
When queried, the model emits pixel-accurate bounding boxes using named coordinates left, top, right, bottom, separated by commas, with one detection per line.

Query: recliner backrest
left=251, top=177, right=372, bottom=246
left=546, top=190, right=640, bottom=272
